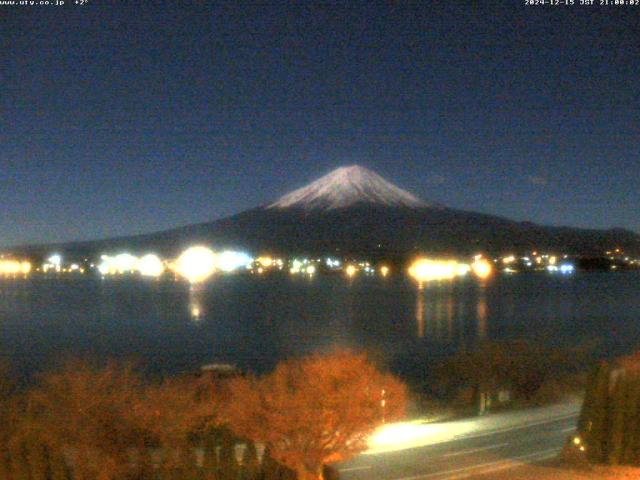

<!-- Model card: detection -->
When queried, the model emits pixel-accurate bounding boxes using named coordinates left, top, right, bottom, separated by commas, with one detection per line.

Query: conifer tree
left=607, top=373, right=628, bottom=464
left=581, top=361, right=611, bottom=463
left=622, top=374, right=640, bottom=465
left=579, top=356, right=640, bottom=466
left=577, top=365, right=600, bottom=433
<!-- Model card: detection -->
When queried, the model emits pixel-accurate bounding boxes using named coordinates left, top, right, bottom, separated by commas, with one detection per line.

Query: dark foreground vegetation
left=0, top=351, right=406, bottom=480
left=572, top=351, right=640, bottom=466
left=0, top=339, right=606, bottom=480
left=399, top=340, right=594, bottom=417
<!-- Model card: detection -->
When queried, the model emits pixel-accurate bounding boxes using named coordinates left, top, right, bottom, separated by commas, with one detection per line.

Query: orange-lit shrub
left=223, top=349, right=406, bottom=480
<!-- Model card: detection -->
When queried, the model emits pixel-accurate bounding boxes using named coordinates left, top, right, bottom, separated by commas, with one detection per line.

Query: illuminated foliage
left=28, top=361, right=154, bottom=479
left=0, top=353, right=405, bottom=480
left=133, top=375, right=217, bottom=474
left=223, top=350, right=406, bottom=480
left=3, top=360, right=219, bottom=480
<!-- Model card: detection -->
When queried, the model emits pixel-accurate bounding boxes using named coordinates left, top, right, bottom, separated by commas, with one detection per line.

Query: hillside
left=8, top=166, right=640, bottom=259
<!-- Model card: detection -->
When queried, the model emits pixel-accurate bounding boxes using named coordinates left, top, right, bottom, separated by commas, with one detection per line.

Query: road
left=338, top=401, right=581, bottom=480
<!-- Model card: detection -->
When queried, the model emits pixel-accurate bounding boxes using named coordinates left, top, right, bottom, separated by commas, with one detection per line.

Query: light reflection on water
left=413, top=283, right=485, bottom=343
left=189, top=285, right=205, bottom=322
left=0, top=273, right=639, bottom=379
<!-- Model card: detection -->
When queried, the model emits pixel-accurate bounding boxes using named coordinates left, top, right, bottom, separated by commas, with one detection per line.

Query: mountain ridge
left=5, top=166, right=640, bottom=258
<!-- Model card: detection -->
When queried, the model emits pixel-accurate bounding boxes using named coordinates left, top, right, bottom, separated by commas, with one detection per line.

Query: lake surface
left=1, top=272, right=639, bottom=381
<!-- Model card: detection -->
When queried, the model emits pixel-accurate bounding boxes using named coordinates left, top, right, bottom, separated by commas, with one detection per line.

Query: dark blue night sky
left=2, top=2, right=638, bottom=246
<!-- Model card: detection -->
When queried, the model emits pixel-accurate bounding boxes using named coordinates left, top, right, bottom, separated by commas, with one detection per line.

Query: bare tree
left=223, top=350, right=406, bottom=480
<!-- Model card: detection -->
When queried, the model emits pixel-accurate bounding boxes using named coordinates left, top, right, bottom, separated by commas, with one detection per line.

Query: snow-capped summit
left=268, top=165, right=428, bottom=210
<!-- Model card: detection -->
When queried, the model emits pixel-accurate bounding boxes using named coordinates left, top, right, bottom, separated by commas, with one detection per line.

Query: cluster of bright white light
left=217, top=250, right=253, bottom=273
left=559, top=263, right=575, bottom=274
left=115, top=253, right=137, bottom=272
left=96, top=247, right=255, bottom=281
left=42, top=254, right=62, bottom=273
left=138, top=254, right=165, bottom=277
left=289, top=259, right=318, bottom=276
left=290, top=258, right=310, bottom=274
left=325, top=258, right=341, bottom=268
left=98, top=253, right=165, bottom=277
left=548, top=263, right=575, bottom=274
left=361, top=264, right=375, bottom=274
left=174, top=246, right=217, bottom=283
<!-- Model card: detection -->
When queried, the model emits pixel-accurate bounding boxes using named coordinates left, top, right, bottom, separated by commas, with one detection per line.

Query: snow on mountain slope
left=268, top=165, right=428, bottom=210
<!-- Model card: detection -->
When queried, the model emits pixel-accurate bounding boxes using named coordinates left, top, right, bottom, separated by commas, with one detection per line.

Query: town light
left=46, top=254, right=62, bottom=273
left=0, top=259, right=31, bottom=275
left=290, top=259, right=302, bottom=274
left=114, top=253, right=138, bottom=273
left=48, top=254, right=62, bottom=266
left=408, top=258, right=468, bottom=284
left=138, top=254, right=164, bottom=277
left=97, top=257, right=112, bottom=275
left=257, top=256, right=273, bottom=268
left=175, top=246, right=217, bottom=283
left=216, top=250, right=252, bottom=272
left=559, top=263, right=575, bottom=274
left=345, top=265, right=357, bottom=278
left=471, top=258, right=493, bottom=280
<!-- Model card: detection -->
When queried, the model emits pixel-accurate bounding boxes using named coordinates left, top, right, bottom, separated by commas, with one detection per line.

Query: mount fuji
left=268, top=165, right=428, bottom=210
left=11, top=165, right=640, bottom=259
